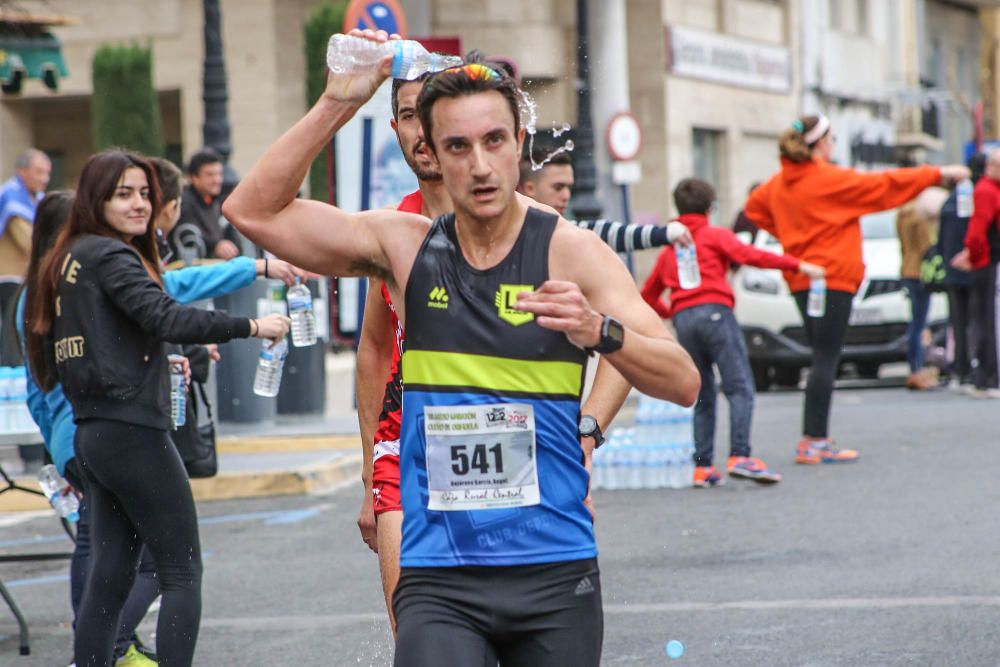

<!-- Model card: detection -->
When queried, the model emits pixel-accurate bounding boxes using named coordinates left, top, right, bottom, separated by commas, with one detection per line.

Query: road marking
left=0, top=534, right=67, bottom=549
left=5, top=574, right=68, bottom=588
left=604, top=596, right=1000, bottom=613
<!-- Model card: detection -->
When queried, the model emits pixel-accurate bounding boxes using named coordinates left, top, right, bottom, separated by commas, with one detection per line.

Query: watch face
left=579, top=415, right=598, bottom=435
left=606, top=318, right=625, bottom=345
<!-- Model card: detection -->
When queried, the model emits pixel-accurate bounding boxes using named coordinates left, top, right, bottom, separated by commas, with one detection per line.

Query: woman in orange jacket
left=744, top=115, right=969, bottom=465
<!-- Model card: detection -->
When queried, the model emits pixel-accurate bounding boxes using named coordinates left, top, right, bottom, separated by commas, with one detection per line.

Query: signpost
left=606, top=112, right=643, bottom=271
left=343, top=0, right=408, bottom=37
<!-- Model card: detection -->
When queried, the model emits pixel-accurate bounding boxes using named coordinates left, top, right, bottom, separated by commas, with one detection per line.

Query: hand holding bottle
left=798, top=261, right=826, bottom=280
left=324, top=29, right=397, bottom=106
left=939, top=165, right=972, bottom=187
left=252, top=314, right=292, bottom=346
left=666, top=222, right=693, bottom=247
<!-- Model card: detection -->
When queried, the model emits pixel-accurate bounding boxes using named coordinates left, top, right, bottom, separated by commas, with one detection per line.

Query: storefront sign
left=666, top=25, right=791, bottom=93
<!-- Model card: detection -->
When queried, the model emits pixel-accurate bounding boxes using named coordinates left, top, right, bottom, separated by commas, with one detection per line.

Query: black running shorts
left=393, top=557, right=602, bottom=667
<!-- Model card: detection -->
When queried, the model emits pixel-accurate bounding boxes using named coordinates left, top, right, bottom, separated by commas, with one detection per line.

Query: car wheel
left=751, top=361, right=772, bottom=392
left=773, top=365, right=801, bottom=388
left=856, top=362, right=880, bottom=379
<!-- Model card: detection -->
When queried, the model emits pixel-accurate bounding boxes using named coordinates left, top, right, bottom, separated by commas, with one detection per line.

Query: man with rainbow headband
left=225, top=29, right=699, bottom=666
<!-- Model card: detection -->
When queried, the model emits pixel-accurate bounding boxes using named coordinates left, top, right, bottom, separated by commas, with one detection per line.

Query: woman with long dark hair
left=744, top=115, right=968, bottom=464
left=26, top=150, right=289, bottom=667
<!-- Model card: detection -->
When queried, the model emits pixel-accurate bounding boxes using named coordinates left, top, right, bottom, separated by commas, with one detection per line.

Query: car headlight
left=741, top=271, right=781, bottom=295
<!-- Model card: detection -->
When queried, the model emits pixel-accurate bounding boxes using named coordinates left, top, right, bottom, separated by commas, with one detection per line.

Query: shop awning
left=0, top=32, right=68, bottom=92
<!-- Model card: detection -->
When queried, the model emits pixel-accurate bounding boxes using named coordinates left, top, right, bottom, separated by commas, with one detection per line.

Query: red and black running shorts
left=372, top=438, right=401, bottom=515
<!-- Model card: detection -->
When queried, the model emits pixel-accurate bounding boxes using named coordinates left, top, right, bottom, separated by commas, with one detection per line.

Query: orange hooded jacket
left=744, top=158, right=941, bottom=294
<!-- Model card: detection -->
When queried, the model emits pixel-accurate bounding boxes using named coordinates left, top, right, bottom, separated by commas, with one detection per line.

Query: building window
left=829, top=0, right=868, bottom=35
left=692, top=128, right=725, bottom=223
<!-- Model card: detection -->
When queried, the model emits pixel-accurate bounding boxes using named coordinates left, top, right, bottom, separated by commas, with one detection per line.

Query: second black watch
left=578, top=414, right=605, bottom=448
left=586, top=315, right=625, bottom=355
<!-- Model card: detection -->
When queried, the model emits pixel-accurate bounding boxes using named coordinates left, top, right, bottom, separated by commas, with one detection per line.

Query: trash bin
left=278, top=278, right=328, bottom=416
left=214, top=279, right=285, bottom=423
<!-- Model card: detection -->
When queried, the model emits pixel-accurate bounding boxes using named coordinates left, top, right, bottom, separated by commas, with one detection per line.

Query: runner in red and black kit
left=370, top=191, right=422, bottom=516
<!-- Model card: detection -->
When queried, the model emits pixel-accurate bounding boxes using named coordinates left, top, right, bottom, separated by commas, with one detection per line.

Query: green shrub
left=304, top=1, right=347, bottom=202
left=91, top=43, right=165, bottom=156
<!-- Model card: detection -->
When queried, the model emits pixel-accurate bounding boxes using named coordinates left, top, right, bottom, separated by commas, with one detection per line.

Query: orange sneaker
left=692, top=465, right=724, bottom=487
left=727, top=456, right=782, bottom=484
left=795, top=438, right=859, bottom=464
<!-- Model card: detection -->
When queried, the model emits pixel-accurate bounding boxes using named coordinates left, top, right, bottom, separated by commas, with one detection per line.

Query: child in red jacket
left=642, top=178, right=825, bottom=487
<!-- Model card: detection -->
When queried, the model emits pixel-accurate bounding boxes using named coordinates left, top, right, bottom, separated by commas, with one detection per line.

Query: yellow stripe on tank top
left=403, top=349, right=583, bottom=396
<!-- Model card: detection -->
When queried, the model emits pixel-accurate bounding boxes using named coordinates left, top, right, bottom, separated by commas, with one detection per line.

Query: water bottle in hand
left=253, top=338, right=288, bottom=398
left=169, top=361, right=186, bottom=429
left=807, top=277, right=826, bottom=318
left=287, top=278, right=318, bottom=347
left=676, top=244, right=701, bottom=289
left=326, top=34, right=464, bottom=80
left=37, top=464, right=79, bottom=522
left=957, top=178, right=974, bottom=218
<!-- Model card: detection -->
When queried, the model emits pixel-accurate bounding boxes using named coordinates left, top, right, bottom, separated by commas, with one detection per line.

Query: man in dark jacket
left=170, top=148, right=240, bottom=262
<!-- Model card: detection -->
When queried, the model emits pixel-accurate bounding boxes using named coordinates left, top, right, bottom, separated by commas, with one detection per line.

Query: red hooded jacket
left=641, top=213, right=801, bottom=318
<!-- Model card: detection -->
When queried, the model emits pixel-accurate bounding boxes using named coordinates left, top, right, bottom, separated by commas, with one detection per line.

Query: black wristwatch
left=585, top=315, right=625, bottom=356
left=578, top=414, right=606, bottom=448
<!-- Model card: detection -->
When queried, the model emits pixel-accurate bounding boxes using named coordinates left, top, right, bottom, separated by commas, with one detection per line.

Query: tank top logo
left=495, top=284, right=535, bottom=326
left=427, top=286, right=449, bottom=310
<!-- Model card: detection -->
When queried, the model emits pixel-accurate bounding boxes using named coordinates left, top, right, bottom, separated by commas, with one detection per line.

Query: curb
left=0, top=435, right=363, bottom=513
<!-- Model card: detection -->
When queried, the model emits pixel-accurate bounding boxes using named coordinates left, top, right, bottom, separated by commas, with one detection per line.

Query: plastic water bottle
left=287, top=278, right=318, bottom=347
left=326, top=34, right=464, bottom=80
left=253, top=338, right=289, bottom=397
left=807, top=277, right=826, bottom=318
left=37, top=464, right=79, bottom=522
left=676, top=243, right=701, bottom=289
left=169, top=361, right=186, bottom=429
left=957, top=178, right=974, bottom=218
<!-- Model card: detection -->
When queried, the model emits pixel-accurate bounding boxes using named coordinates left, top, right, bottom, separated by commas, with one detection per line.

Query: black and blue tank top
left=400, top=207, right=595, bottom=567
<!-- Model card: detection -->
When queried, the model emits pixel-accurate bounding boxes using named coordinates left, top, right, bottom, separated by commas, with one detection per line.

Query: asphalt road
left=3, top=380, right=1000, bottom=666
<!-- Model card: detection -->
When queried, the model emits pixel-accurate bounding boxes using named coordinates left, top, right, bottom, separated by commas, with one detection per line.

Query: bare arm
left=520, top=225, right=700, bottom=406
left=355, top=280, right=394, bottom=552
left=222, top=29, right=426, bottom=283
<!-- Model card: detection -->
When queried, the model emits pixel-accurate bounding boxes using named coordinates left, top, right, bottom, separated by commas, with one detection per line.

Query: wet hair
left=150, top=157, right=183, bottom=202
left=779, top=115, right=828, bottom=163
left=22, top=191, right=74, bottom=391
left=519, top=144, right=572, bottom=186
left=417, top=51, right=522, bottom=154
left=673, top=178, right=716, bottom=215
left=29, top=150, right=163, bottom=390
left=186, top=147, right=223, bottom=176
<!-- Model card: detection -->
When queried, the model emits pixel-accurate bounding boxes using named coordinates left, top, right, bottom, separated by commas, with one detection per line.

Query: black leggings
left=793, top=289, right=854, bottom=439
left=73, top=419, right=202, bottom=667
left=969, top=264, right=999, bottom=390
left=393, top=558, right=603, bottom=667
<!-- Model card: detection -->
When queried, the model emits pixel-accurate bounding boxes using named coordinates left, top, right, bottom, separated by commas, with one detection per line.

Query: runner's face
left=429, top=91, right=523, bottom=222
left=103, top=167, right=152, bottom=240
left=393, top=82, right=440, bottom=182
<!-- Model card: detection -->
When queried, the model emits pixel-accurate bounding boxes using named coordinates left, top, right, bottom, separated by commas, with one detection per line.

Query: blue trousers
left=672, top=304, right=755, bottom=467
left=902, top=278, right=931, bottom=372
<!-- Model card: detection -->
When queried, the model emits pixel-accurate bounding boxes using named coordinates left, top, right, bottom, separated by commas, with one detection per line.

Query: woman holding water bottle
left=744, top=115, right=969, bottom=465
left=25, top=150, right=289, bottom=667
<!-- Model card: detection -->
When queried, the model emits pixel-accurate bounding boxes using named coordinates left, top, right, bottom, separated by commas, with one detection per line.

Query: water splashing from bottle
left=519, top=90, right=575, bottom=171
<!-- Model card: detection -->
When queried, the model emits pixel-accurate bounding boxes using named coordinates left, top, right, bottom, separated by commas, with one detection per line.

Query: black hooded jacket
left=52, top=234, right=250, bottom=429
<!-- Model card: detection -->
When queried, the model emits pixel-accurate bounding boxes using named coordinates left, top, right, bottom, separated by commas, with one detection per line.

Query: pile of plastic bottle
left=0, top=366, right=35, bottom=434
left=591, top=394, right=694, bottom=490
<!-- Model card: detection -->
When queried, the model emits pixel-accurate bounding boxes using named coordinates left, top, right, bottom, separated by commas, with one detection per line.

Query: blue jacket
left=19, top=257, right=257, bottom=473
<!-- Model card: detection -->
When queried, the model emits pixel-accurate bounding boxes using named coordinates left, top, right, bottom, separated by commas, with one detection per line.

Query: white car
left=732, top=210, right=948, bottom=390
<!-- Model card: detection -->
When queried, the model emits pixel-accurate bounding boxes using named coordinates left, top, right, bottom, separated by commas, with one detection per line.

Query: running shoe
left=115, top=644, right=157, bottom=667
left=795, top=438, right=859, bottom=464
left=692, top=465, right=724, bottom=487
left=727, top=456, right=782, bottom=484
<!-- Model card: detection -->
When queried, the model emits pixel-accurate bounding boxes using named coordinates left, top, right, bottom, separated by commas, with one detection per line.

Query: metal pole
left=202, top=0, right=237, bottom=191
left=570, top=0, right=603, bottom=220
left=621, top=183, right=633, bottom=273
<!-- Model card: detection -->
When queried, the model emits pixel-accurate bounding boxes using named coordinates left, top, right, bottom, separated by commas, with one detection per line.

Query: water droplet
left=551, top=122, right=572, bottom=138
left=519, top=90, right=574, bottom=171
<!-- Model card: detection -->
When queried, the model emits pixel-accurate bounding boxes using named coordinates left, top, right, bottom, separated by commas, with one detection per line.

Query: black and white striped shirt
left=575, top=219, right=671, bottom=253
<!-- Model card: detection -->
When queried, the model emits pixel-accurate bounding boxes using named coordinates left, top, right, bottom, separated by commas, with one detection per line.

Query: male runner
left=357, top=72, right=653, bottom=634
left=225, top=30, right=699, bottom=666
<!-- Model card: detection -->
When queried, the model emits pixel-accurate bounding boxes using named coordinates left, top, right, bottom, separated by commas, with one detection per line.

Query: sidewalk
left=0, top=351, right=365, bottom=513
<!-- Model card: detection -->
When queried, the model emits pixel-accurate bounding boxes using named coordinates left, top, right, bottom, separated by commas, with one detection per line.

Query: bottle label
left=288, top=295, right=313, bottom=313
